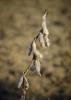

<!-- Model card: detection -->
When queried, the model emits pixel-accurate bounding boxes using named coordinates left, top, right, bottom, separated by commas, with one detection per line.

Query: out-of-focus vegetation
left=0, top=0, right=71, bottom=100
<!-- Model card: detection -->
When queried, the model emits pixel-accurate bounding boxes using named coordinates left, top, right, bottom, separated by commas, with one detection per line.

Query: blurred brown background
left=0, top=0, right=71, bottom=100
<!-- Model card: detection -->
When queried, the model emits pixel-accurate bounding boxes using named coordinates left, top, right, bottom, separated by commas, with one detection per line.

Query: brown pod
left=32, top=40, right=37, bottom=52
left=39, top=32, right=46, bottom=48
left=18, top=73, right=29, bottom=90
left=42, top=10, right=49, bottom=35
left=30, top=57, right=41, bottom=76
left=34, top=49, right=43, bottom=59
left=35, top=58, right=41, bottom=76
left=32, top=40, right=43, bottom=59
left=44, top=34, right=50, bottom=47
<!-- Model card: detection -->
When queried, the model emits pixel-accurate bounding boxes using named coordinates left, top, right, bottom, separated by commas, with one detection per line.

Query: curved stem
left=24, top=65, right=30, bottom=76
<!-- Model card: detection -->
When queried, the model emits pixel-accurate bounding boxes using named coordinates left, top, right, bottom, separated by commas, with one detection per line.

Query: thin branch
left=24, top=65, right=31, bottom=75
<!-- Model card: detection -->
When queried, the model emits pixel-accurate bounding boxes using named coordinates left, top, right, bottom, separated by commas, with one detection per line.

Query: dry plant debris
left=17, top=9, right=50, bottom=100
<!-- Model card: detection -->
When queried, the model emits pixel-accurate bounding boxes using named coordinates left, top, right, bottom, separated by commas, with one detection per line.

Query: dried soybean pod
left=42, top=10, right=49, bottom=35
left=44, top=34, right=50, bottom=47
left=39, top=32, right=46, bottom=48
left=35, top=58, right=41, bottom=76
